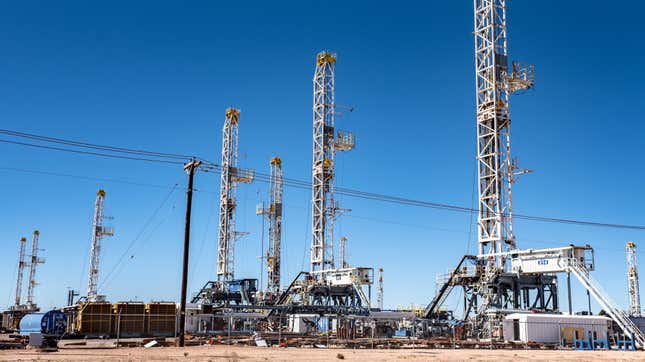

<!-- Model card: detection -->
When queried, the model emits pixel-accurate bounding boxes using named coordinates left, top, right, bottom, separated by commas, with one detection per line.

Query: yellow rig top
left=317, top=51, right=336, bottom=66
left=97, top=189, right=106, bottom=197
left=226, top=107, right=240, bottom=124
left=270, top=156, right=282, bottom=165
left=627, top=241, right=636, bottom=248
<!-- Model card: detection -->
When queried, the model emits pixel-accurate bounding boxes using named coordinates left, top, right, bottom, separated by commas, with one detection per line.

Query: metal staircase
left=568, top=260, right=645, bottom=348
left=424, top=255, right=470, bottom=318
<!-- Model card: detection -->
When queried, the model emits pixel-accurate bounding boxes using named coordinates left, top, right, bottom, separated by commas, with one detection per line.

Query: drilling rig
left=377, top=268, right=384, bottom=310
left=271, top=52, right=373, bottom=316
left=86, top=189, right=114, bottom=302
left=191, top=108, right=257, bottom=307
left=422, top=2, right=645, bottom=346
left=2, top=237, right=29, bottom=331
left=13, top=237, right=28, bottom=309
left=217, top=107, right=254, bottom=284
left=257, top=157, right=283, bottom=300
left=627, top=242, right=641, bottom=317
left=25, top=230, right=45, bottom=311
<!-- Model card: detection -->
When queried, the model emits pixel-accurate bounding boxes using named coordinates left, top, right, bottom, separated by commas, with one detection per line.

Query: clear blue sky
left=1, top=1, right=644, bottom=315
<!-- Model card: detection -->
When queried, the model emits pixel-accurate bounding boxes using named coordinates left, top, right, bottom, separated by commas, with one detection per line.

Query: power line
left=0, top=129, right=193, bottom=160
left=3, top=129, right=645, bottom=232
left=0, top=139, right=184, bottom=165
left=99, top=183, right=180, bottom=292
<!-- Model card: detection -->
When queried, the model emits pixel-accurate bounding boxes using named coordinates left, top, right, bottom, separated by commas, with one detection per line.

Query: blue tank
left=19, top=310, right=66, bottom=337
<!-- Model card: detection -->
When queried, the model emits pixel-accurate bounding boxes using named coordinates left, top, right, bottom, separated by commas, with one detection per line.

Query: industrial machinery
left=2, top=237, right=30, bottom=331
left=256, top=156, right=284, bottom=300
left=273, top=52, right=373, bottom=316
left=14, top=236, right=28, bottom=309
left=191, top=108, right=255, bottom=307
left=19, top=310, right=66, bottom=349
left=2, top=233, right=43, bottom=332
left=377, top=268, right=384, bottom=310
left=86, top=189, right=114, bottom=301
left=627, top=242, right=641, bottom=317
left=425, top=1, right=645, bottom=347
left=26, top=230, right=45, bottom=311
left=216, top=108, right=254, bottom=285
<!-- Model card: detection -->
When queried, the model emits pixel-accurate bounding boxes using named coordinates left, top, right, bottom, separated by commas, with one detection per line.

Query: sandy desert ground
left=1, top=346, right=645, bottom=361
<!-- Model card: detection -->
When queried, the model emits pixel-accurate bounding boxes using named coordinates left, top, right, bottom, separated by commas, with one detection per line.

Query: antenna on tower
left=86, top=189, right=114, bottom=301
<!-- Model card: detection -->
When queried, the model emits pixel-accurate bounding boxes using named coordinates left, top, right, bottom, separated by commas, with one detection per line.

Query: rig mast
left=627, top=241, right=641, bottom=317
left=377, top=267, right=384, bottom=310
left=86, top=189, right=113, bottom=300
left=310, top=51, right=354, bottom=273
left=474, top=0, right=533, bottom=266
left=217, top=108, right=253, bottom=283
left=25, top=230, right=44, bottom=309
left=13, top=237, right=27, bottom=307
left=257, top=157, right=283, bottom=295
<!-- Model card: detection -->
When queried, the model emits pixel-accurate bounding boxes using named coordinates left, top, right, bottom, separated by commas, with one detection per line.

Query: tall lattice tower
left=217, top=107, right=254, bottom=283
left=257, top=157, right=283, bottom=294
left=13, top=237, right=27, bottom=307
left=474, top=0, right=533, bottom=265
left=86, top=189, right=114, bottom=300
left=310, top=51, right=355, bottom=273
left=25, top=230, right=45, bottom=310
left=377, top=267, right=384, bottom=310
left=627, top=241, right=641, bottom=317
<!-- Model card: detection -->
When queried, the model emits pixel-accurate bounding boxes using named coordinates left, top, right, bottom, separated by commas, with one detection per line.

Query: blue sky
left=1, top=1, right=644, bottom=314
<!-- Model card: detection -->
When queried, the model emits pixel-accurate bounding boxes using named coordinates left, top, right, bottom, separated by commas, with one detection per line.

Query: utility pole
left=26, top=230, right=45, bottom=311
left=178, top=158, right=201, bottom=348
left=14, top=237, right=27, bottom=308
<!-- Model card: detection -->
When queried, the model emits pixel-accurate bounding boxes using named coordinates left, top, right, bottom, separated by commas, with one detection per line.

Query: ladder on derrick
left=568, top=260, right=645, bottom=348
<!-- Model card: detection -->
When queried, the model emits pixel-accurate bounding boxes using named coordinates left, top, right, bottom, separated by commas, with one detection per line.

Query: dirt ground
left=1, top=345, right=644, bottom=362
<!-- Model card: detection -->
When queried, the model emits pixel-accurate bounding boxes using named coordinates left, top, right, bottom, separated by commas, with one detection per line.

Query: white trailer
left=503, top=313, right=611, bottom=344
